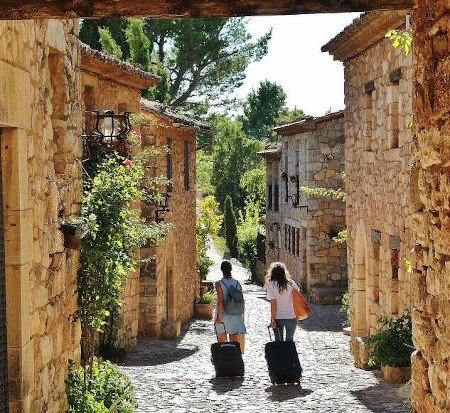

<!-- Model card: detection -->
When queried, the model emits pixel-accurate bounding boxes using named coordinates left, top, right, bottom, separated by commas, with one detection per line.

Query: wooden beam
left=0, top=0, right=413, bottom=20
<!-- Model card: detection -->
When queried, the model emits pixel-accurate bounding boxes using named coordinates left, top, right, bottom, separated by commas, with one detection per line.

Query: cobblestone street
left=121, top=248, right=410, bottom=412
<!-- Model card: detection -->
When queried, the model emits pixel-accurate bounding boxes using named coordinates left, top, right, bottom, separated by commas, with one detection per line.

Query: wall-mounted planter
left=61, top=222, right=89, bottom=249
left=381, top=365, right=411, bottom=384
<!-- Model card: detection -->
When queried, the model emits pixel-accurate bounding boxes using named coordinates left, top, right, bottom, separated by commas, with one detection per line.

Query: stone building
left=322, top=11, right=413, bottom=367
left=0, top=19, right=83, bottom=412
left=80, top=43, right=161, bottom=352
left=138, top=99, right=211, bottom=339
left=259, top=111, right=347, bottom=304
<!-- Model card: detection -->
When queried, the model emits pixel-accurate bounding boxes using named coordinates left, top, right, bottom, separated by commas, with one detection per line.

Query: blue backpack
left=221, top=280, right=245, bottom=315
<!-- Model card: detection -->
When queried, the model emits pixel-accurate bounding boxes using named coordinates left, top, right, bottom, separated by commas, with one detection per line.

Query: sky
left=233, top=13, right=362, bottom=117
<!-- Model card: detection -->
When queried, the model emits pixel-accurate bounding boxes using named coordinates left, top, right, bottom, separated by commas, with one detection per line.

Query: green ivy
left=300, top=186, right=346, bottom=202
left=367, top=313, right=414, bottom=368
left=78, top=153, right=170, bottom=336
left=386, top=30, right=412, bottom=56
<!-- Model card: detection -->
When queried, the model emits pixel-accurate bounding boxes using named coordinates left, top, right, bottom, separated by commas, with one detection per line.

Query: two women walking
left=214, top=259, right=306, bottom=351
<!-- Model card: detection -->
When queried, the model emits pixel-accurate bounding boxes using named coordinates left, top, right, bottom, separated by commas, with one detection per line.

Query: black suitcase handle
left=214, top=322, right=228, bottom=341
left=267, top=325, right=275, bottom=342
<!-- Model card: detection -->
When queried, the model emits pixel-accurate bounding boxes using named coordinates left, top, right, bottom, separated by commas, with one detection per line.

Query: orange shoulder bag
left=292, top=287, right=310, bottom=320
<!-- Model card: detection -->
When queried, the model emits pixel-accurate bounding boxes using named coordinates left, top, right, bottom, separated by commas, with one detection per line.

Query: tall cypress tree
left=224, top=195, right=238, bottom=258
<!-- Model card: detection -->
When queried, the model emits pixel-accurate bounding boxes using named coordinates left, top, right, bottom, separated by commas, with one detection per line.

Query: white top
left=266, top=280, right=300, bottom=319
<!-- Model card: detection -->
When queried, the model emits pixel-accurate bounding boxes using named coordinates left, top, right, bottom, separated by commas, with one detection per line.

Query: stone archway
left=353, top=220, right=369, bottom=337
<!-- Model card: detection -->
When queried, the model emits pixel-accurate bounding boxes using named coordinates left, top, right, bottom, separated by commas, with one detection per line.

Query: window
left=274, top=184, right=279, bottom=212
left=389, top=86, right=400, bottom=149
left=184, top=140, right=190, bottom=190
left=291, top=227, right=296, bottom=256
left=288, top=226, right=291, bottom=253
left=364, top=81, right=375, bottom=151
left=285, top=177, right=289, bottom=203
left=284, top=225, right=288, bottom=250
left=296, top=228, right=300, bottom=257
left=166, top=138, right=173, bottom=192
left=391, top=249, right=399, bottom=279
left=268, top=184, right=273, bottom=210
left=371, top=230, right=381, bottom=302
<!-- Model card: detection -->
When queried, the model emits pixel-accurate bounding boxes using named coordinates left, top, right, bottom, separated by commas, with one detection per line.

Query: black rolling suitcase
left=211, top=323, right=244, bottom=378
left=265, top=326, right=302, bottom=384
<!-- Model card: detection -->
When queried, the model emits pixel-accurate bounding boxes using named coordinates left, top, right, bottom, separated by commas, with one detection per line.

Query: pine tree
left=224, top=195, right=238, bottom=258
left=98, top=27, right=123, bottom=59
left=126, top=18, right=152, bottom=71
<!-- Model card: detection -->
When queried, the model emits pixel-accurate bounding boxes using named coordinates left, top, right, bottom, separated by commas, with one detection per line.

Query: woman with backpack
left=265, top=262, right=301, bottom=341
left=214, top=260, right=246, bottom=353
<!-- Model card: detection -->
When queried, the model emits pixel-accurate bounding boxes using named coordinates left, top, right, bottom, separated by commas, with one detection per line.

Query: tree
left=126, top=19, right=152, bottom=70
left=98, top=27, right=123, bottom=59
left=80, top=18, right=271, bottom=111
left=241, top=80, right=305, bottom=141
left=210, top=116, right=264, bottom=211
left=240, top=167, right=266, bottom=210
left=224, top=195, right=238, bottom=258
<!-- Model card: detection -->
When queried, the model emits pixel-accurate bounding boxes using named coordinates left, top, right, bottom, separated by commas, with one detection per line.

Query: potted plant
left=194, top=291, right=215, bottom=320
left=367, top=313, right=414, bottom=384
left=60, top=216, right=93, bottom=249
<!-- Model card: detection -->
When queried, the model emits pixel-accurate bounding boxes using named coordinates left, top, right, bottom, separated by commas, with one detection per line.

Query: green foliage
left=340, top=292, right=350, bottom=327
left=386, top=30, right=412, bottom=55
left=367, top=313, right=414, bottom=368
left=224, top=195, right=238, bottom=258
left=126, top=19, right=152, bottom=71
left=241, top=80, right=289, bottom=140
left=82, top=18, right=270, bottom=111
left=211, top=117, right=264, bottom=211
left=300, top=186, right=346, bottom=202
left=276, top=107, right=305, bottom=125
left=67, top=359, right=137, bottom=413
left=240, top=167, right=266, bottom=210
left=98, top=27, right=123, bottom=59
left=196, top=291, right=216, bottom=304
left=196, top=150, right=215, bottom=197
left=237, top=201, right=264, bottom=276
left=80, top=19, right=130, bottom=58
left=79, top=154, right=169, bottom=333
left=196, top=196, right=223, bottom=279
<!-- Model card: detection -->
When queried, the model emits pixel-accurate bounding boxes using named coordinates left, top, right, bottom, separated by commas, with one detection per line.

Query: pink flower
left=122, top=158, right=134, bottom=168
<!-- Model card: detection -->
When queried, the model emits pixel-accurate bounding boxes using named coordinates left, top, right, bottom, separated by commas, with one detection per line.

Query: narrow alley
left=120, top=245, right=409, bottom=413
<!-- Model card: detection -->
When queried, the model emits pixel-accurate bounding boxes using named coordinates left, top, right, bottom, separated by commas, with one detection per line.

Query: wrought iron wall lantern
left=83, top=110, right=132, bottom=153
left=155, top=192, right=171, bottom=223
left=290, top=194, right=308, bottom=212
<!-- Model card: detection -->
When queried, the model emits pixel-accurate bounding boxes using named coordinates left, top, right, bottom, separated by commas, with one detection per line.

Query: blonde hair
left=265, top=262, right=291, bottom=292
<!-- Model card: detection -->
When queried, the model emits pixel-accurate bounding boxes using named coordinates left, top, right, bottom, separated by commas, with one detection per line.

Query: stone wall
left=411, top=2, right=450, bottom=412
left=0, top=20, right=83, bottom=412
left=264, top=114, right=347, bottom=303
left=138, top=115, right=198, bottom=339
left=343, top=24, right=414, bottom=366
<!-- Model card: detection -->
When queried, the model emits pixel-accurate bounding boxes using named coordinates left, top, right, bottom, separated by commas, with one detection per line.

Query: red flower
left=122, top=158, right=134, bottom=168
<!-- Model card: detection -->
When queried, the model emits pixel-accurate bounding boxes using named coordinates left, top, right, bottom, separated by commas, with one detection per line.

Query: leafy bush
left=367, top=313, right=414, bottom=368
left=237, top=201, right=264, bottom=276
left=67, top=359, right=137, bottom=413
left=196, top=196, right=223, bottom=279
left=224, top=195, right=238, bottom=258
left=196, top=291, right=216, bottom=304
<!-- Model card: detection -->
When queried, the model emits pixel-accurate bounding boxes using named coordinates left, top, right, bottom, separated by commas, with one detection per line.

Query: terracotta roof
left=322, top=10, right=409, bottom=62
left=273, top=110, right=344, bottom=136
left=80, top=43, right=161, bottom=89
left=140, top=99, right=212, bottom=132
left=257, top=147, right=281, bottom=161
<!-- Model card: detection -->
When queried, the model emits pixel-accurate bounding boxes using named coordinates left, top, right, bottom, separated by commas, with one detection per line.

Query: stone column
left=411, top=2, right=450, bottom=412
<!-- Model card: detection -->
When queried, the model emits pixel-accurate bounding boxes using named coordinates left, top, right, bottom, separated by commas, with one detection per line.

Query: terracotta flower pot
left=381, top=365, right=411, bottom=384
left=61, top=223, right=88, bottom=250
left=194, top=303, right=214, bottom=320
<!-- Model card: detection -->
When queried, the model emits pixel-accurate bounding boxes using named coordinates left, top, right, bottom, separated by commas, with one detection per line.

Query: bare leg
left=217, top=333, right=227, bottom=343
left=230, top=333, right=245, bottom=354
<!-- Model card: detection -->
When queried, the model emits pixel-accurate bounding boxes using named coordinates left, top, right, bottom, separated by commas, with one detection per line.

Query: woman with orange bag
left=265, top=262, right=309, bottom=341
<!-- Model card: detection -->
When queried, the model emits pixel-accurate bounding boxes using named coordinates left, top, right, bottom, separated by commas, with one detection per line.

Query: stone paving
left=121, top=246, right=410, bottom=412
